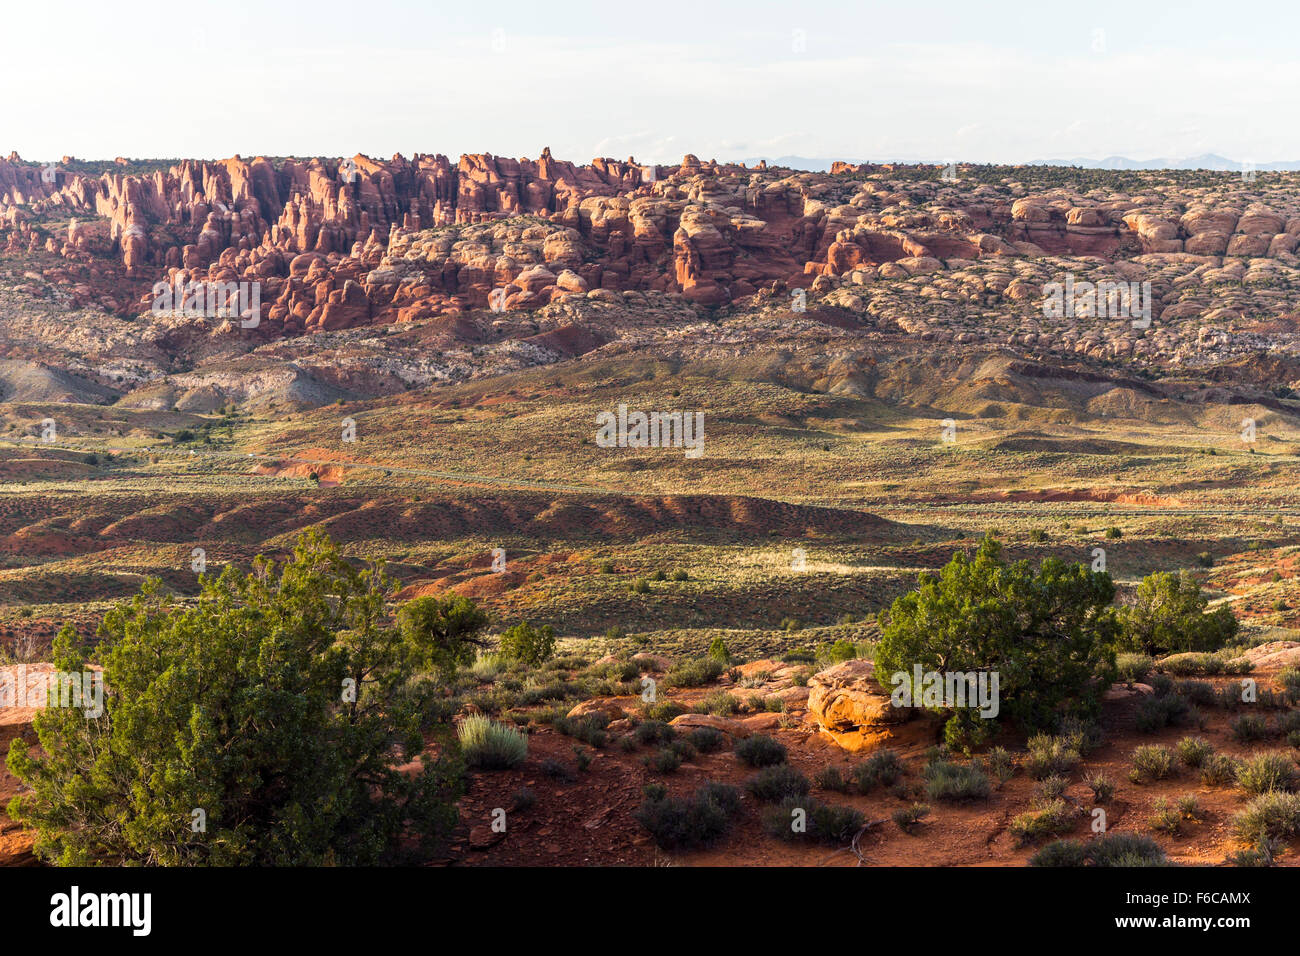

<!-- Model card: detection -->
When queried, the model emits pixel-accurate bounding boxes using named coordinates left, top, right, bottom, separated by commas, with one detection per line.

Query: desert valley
left=1, top=147, right=1299, bottom=870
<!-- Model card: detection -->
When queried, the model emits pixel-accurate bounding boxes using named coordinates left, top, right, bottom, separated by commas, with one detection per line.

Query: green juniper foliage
left=7, top=529, right=470, bottom=866
left=875, top=535, right=1117, bottom=743
left=1118, top=570, right=1238, bottom=656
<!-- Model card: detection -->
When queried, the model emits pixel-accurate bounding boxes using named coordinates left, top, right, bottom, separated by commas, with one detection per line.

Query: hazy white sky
left=5, top=0, right=1298, bottom=165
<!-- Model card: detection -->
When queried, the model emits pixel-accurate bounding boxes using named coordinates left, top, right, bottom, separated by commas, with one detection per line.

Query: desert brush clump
left=735, top=734, right=788, bottom=767
left=814, top=766, right=849, bottom=793
left=632, top=719, right=676, bottom=746
left=634, top=782, right=742, bottom=850
left=893, top=803, right=930, bottom=832
left=1030, top=833, right=1168, bottom=867
left=1135, top=692, right=1191, bottom=733
left=1235, top=752, right=1299, bottom=796
left=1025, top=735, right=1082, bottom=780
left=1201, top=753, right=1240, bottom=787
left=1114, top=652, right=1154, bottom=684
left=687, top=726, right=727, bottom=753
left=1009, top=799, right=1076, bottom=846
left=1085, top=772, right=1115, bottom=803
left=746, top=764, right=811, bottom=802
left=923, top=758, right=992, bottom=802
left=666, top=656, right=725, bottom=688
left=1130, top=745, right=1175, bottom=783
left=1231, top=791, right=1300, bottom=844
left=1230, top=713, right=1271, bottom=742
left=851, top=749, right=905, bottom=793
left=1175, top=736, right=1214, bottom=768
left=459, top=714, right=529, bottom=770
left=761, top=798, right=865, bottom=845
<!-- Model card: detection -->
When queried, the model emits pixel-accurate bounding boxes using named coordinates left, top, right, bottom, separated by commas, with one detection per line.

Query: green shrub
left=1130, top=745, right=1174, bottom=782
left=687, top=726, right=726, bottom=753
left=632, top=720, right=676, bottom=746
left=1226, top=837, right=1280, bottom=867
left=1236, top=753, right=1299, bottom=795
left=1175, top=736, right=1214, bottom=768
left=1115, top=652, right=1153, bottom=684
left=553, top=713, right=609, bottom=748
left=746, top=764, right=810, bottom=802
left=1231, top=713, right=1270, bottom=742
left=540, top=757, right=575, bottom=781
left=1038, top=774, right=1068, bottom=802
left=735, top=734, right=787, bottom=767
left=1177, top=793, right=1203, bottom=820
left=1027, top=839, right=1089, bottom=867
left=817, top=639, right=857, bottom=663
left=923, top=759, right=991, bottom=802
left=987, top=747, right=1015, bottom=785
left=1279, top=667, right=1300, bottom=703
left=1201, top=753, right=1239, bottom=787
left=1031, top=833, right=1167, bottom=867
left=4, top=529, right=478, bottom=866
left=1232, top=791, right=1300, bottom=843
left=814, top=767, right=849, bottom=793
left=1149, top=798, right=1183, bottom=835
left=640, top=700, right=686, bottom=722
left=645, top=747, right=683, bottom=774
left=497, top=621, right=557, bottom=667
left=892, top=803, right=930, bottom=832
left=634, top=783, right=741, bottom=849
left=668, top=738, right=697, bottom=762
left=666, top=656, right=724, bottom=688
left=1025, top=735, right=1081, bottom=779
left=1085, top=772, right=1115, bottom=803
left=1009, top=799, right=1076, bottom=846
left=707, top=636, right=731, bottom=663
left=697, top=691, right=740, bottom=717
left=1120, top=571, right=1238, bottom=655
left=1090, top=833, right=1170, bottom=866
left=876, top=535, right=1117, bottom=741
left=851, top=749, right=905, bottom=793
left=1135, top=693, right=1189, bottom=732
left=1173, top=679, right=1216, bottom=706
left=458, top=714, right=528, bottom=770
left=761, top=798, right=865, bottom=844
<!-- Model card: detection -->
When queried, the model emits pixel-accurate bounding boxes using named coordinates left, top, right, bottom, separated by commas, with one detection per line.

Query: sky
left=5, top=0, right=1299, bottom=166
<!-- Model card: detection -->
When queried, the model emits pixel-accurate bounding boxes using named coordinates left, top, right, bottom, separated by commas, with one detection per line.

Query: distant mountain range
left=739, top=154, right=1300, bottom=173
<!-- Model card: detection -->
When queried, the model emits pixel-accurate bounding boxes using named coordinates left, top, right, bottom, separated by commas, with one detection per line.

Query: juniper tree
left=7, top=529, right=477, bottom=866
